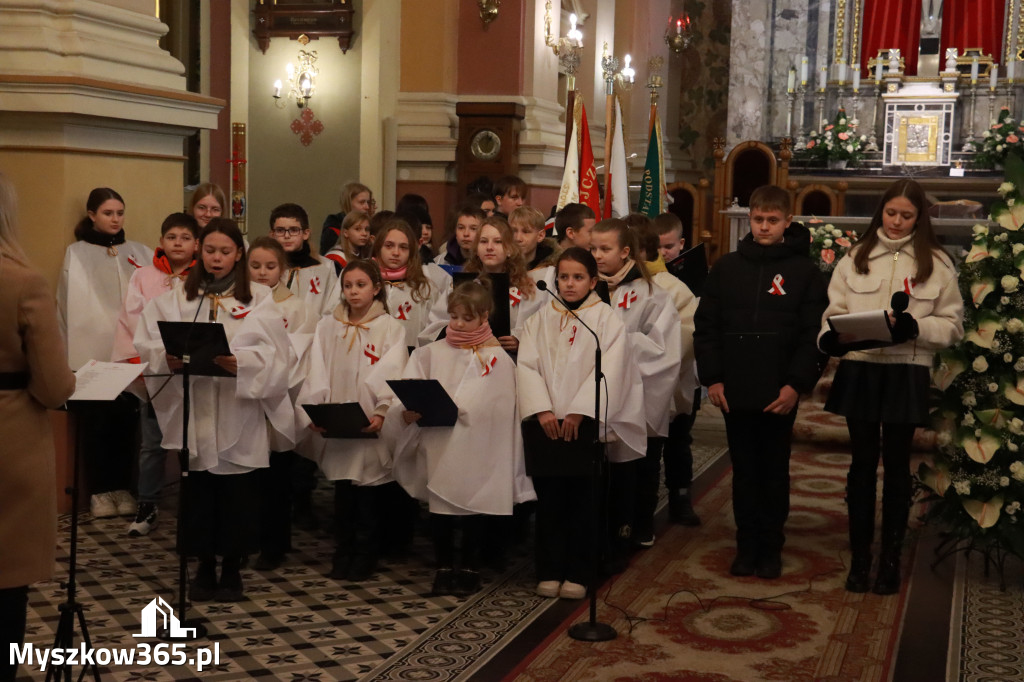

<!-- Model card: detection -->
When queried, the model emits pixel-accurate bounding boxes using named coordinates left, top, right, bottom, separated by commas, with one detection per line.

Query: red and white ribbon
left=309, top=276, right=321, bottom=295
left=767, top=274, right=786, bottom=296
left=617, top=290, right=638, bottom=310
left=903, top=277, right=915, bottom=295
left=127, top=255, right=143, bottom=269
left=364, top=343, right=380, bottom=365
left=569, top=325, right=577, bottom=346
left=509, top=287, right=522, bottom=307
left=481, top=355, right=497, bottom=376
left=230, top=304, right=251, bottom=319
left=395, top=300, right=413, bottom=320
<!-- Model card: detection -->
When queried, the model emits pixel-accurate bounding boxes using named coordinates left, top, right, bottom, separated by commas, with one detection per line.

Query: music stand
left=155, top=321, right=232, bottom=642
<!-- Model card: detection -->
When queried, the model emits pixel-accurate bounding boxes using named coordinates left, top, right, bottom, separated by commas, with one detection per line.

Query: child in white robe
left=517, top=247, right=646, bottom=599
left=371, top=217, right=451, bottom=350
left=298, top=259, right=408, bottom=581
left=111, top=212, right=198, bottom=536
left=248, top=236, right=319, bottom=570
left=58, top=187, right=152, bottom=519
left=324, top=210, right=372, bottom=274
left=269, top=202, right=340, bottom=317
left=389, top=280, right=535, bottom=597
left=591, top=218, right=683, bottom=554
left=135, top=218, right=293, bottom=603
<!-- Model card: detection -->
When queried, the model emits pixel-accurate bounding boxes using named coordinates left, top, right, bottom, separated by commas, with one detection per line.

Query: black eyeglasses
left=271, top=227, right=305, bottom=236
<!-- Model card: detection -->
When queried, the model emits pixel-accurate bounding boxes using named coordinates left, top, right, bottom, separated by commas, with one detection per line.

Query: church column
left=726, top=0, right=773, bottom=145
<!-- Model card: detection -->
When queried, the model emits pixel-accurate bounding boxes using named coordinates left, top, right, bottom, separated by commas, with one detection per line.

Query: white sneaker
left=90, top=493, right=117, bottom=519
left=536, top=580, right=561, bottom=598
left=559, top=581, right=586, bottom=599
left=128, top=503, right=158, bottom=536
left=110, top=490, right=137, bottom=516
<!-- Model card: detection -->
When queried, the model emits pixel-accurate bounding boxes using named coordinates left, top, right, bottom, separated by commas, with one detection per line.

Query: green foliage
left=800, top=108, right=866, bottom=163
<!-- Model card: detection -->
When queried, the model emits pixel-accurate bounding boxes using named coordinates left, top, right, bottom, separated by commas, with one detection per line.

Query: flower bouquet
left=807, top=221, right=856, bottom=280
left=803, top=108, right=866, bottom=167
left=921, top=150, right=1024, bottom=561
left=977, top=107, right=1024, bottom=169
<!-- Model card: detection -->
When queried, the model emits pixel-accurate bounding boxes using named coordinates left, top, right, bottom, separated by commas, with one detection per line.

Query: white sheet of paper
left=828, top=310, right=892, bottom=342
left=70, top=360, right=148, bottom=401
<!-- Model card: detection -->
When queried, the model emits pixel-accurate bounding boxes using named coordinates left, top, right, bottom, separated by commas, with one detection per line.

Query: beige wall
left=400, top=0, right=458, bottom=93
left=0, top=150, right=183, bottom=290
left=245, top=11, right=364, bottom=246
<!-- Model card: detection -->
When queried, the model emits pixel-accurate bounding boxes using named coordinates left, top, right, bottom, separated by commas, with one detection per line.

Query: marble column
left=726, top=0, right=772, bottom=145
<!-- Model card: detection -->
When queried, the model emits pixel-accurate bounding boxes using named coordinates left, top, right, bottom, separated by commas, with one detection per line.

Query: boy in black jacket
left=693, top=185, right=827, bottom=579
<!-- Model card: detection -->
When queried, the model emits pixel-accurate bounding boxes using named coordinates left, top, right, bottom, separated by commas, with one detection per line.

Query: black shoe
left=346, top=555, right=377, bottom=582
left=451, top=569, right=481, bottom=597
left=215, top=557, right=245, bottom=602
left=128, top=502, right=158, bottom=536
left=430, top=568, right=456, bottom=596
left=327, top=554, right=351, bottom=580
left=729, top=551, right=758, bottom=577
left=254, top=552, right=284, bottom=571
left=755, top=552, right=782, bottom=579
left=873, top=557, right=901, bottom=595
left=845, top=553, right=872, bottom=593
left=668, top=492, right=702, bottom=526
left=190, top=559, right=217, bottom=603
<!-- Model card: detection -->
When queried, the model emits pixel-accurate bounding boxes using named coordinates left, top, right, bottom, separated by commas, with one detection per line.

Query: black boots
left=668, top=489, right=702, bottom=526
left=845, top=482, right=908, bottom=595
left=845, top=488, right=875, bottom=593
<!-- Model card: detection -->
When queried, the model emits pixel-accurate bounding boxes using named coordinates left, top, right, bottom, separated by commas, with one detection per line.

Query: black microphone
left=891, top=290, right=909, bottom=314
left=536, top=279, right=602, bottom=351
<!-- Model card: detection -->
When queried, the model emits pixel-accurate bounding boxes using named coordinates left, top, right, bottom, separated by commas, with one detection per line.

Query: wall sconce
left=478, top=0, right=500, bottom=26
left=601, top=44, right=635, bottom=95
left=544, top=1, right=584, bottom=89
left=665, top=14, right=694, bottom=53
left=272, top=40, right=318, bottom=109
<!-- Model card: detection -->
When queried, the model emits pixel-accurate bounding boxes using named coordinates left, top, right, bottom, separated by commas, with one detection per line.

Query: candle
left=971, top=58, right=979, bottom=84
left=800, top=56, right=808, bottom=85
left=1010, top=61, right=1016, bottom=83
left=852, top=69, right=860, bottom=92
left=818, top=65, right=827, bottom=92
left=787, top=68, right=796, bottom=93
left=991, top=63, right=999, bottom=90
left=273, top=79, right=282, bottom=98
left=875, top=60, right=883, bottom=83
left=838, top=63, right=847, bottom=84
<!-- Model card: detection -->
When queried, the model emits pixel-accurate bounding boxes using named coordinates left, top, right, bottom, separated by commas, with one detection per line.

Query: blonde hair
left=340, top=211, right=372, bottom=259
left=0, top=173, right=28, bottom=267
left=463, top=215, right=536, bottom=298
left=340, top=182, right=372, bottom=214
left=509, top=206, right=546, bottom=233
left=448, top=279, right=493, bottom=319
left=189, top=183, right=227, bottom=214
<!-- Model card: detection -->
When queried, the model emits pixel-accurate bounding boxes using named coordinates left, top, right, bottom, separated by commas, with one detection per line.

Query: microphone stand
left=537, top=281, right=617, bottom=642
left=159, top=278, right=211, bottom=642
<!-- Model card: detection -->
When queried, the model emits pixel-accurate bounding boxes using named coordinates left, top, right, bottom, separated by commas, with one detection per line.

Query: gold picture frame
left=897, top=114, right=940, bottom=163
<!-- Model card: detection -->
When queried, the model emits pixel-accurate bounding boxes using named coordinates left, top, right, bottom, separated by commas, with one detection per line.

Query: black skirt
left=180, top=470, right=261, bottom=557
left=824, top=360, right=931, bottom=425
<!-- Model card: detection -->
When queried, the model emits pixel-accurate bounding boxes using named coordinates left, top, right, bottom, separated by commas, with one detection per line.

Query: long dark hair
left=74, top=187, right=124, bottom=240
left=184, top=218, right=252, bottom=302
left=853, top=179, right=946, bottom=282
left=557, top=246, right=599, bottom=279
left=341, top=258, right=390, bottom=313
left=370, top=217, right=433, bottom=302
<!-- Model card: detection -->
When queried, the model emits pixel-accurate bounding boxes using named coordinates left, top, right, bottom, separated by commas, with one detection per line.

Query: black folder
left=157, top=321, right=233, bottom=377
left=453, top=271, right=511, bottom=337
left=666, top=243, right=709, bottom=297
left=521, top=416, right=598, bottom=477
left=302, top=402, right=378, bottom=439
left=386, top=379, right=458, bottom=427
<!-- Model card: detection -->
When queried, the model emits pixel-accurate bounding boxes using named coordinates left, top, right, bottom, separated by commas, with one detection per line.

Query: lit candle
left=800, top=56, right=808, bottom=86
left=991, top=63, right=999, bottom=90
left=273, top=79, right=282, bottom=98
left=852, top=68, right=860, bottom=92
left=971, top=58, right=979, bottom=84
left=676, top=18, right=682, bottom=35
left=787, top=67, right=796, bottom=93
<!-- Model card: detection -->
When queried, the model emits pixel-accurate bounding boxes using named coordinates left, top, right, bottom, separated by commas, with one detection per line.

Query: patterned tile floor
left=17, top=417, right=730, bottom=682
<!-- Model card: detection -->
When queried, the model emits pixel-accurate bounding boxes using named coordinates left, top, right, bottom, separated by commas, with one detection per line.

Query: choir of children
left=87, top=185, right=712, bottom=605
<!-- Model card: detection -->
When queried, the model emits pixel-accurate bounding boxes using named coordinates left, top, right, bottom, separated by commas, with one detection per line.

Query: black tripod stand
left=46, top=405, right=101, bottom=682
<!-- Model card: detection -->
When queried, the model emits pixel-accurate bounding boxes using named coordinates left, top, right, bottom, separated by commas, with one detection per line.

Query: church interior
left=4, top=0, right=1024, bottom=680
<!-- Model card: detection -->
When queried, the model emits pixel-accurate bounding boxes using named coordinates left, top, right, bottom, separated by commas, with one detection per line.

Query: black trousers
left=664, top=389, right=701, bottom=490
left=633, top=437, right=665, bottom=540
left=723, top=409, right=797, bottom=555
left=333, top=481, right=382, bottom=562
left=78, top=393, right=139, bottom=495
left=846, top=420, right=916, bottom=551
left=180, top=469, right=260, bottom=557
left=259, top=451, right=296, bottom=556
left=0, top=585, right=28, bottom=682
left=533, top=476, right=593, bottom=584
left=431, top=513, right=486, bottom=570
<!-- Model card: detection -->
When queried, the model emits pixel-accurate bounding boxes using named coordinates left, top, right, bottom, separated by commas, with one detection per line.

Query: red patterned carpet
left=507, top=446, right=916, bottom=682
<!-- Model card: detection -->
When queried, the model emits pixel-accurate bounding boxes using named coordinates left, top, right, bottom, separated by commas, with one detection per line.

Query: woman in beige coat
left=0, top=173, right=76, bottom=681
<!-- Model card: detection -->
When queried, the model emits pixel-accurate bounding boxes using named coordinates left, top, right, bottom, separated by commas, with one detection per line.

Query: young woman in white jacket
left=818, top=179, right=964, bottom=595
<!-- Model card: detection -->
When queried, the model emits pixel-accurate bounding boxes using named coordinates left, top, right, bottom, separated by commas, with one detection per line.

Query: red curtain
left=859, top=0, right=922, bottom=76
left=940, top=0, right=1004, bottom=65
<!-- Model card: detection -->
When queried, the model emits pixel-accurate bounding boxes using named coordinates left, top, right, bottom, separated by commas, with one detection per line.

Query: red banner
left=578, top=103, right=601, bottom=216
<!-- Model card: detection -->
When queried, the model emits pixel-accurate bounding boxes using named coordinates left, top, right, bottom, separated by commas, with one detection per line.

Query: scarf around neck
left=80, top=227, right=126, bottom=250
left=599, top=258, right=637, bottom=292
left=205, top=269, right=237, bottom=295
left=445, top=321, right=495, bottom=349
left=153, top=248, right=194, bottom=278
left=378, top=263, right=408, bottom=281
